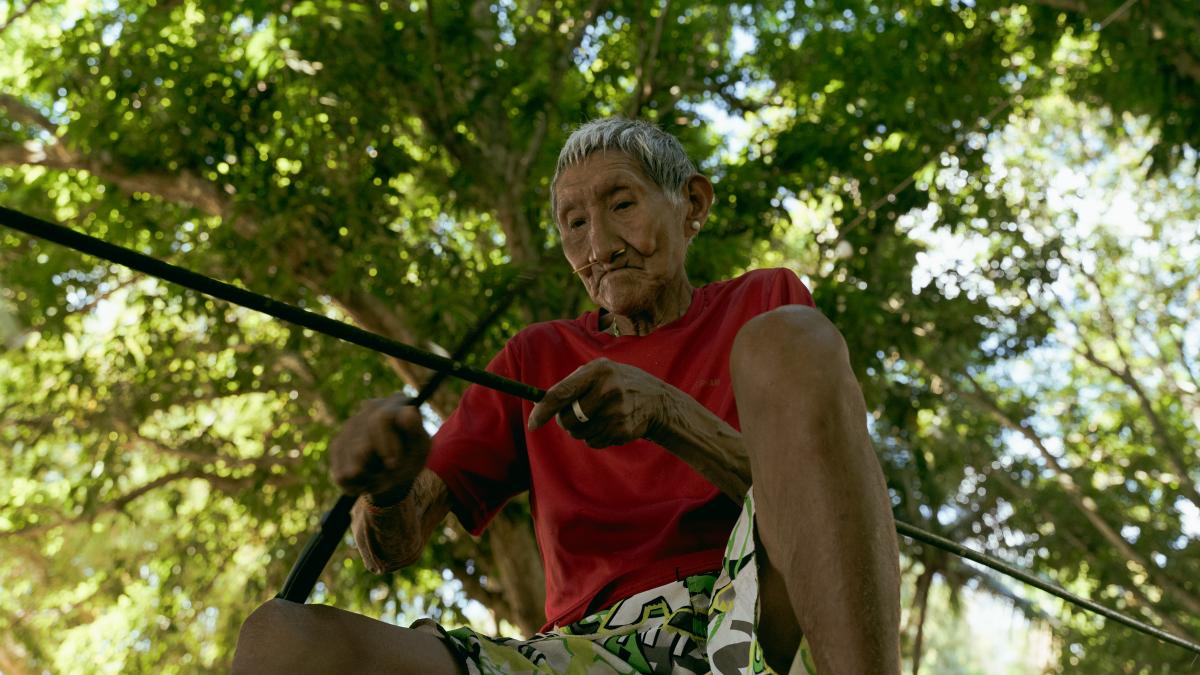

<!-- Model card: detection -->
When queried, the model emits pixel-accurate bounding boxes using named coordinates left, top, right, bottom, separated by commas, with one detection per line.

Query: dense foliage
left=1, top=0, right=1196, bottom=672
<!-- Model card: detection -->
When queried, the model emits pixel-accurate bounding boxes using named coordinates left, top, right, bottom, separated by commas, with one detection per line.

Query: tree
left=917, top=97, right=1200, bottom=671
left=1, top=0, right=1196, bottom=671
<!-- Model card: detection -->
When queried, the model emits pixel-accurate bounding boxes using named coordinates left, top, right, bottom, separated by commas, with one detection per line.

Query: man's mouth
left=596, top=265, right=634, bottom=285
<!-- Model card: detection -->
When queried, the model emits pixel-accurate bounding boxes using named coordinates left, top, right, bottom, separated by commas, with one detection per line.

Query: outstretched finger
left=528, top=365, right=599, bottom=431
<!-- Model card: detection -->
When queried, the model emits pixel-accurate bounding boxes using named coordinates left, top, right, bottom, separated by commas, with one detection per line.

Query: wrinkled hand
left=527, top=358, right=669, bottom=448
left=329, top=394, right=430, bottom=498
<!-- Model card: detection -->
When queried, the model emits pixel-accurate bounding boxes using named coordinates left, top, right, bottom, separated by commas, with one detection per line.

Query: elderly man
left=233, top=118, right=900, bottom=674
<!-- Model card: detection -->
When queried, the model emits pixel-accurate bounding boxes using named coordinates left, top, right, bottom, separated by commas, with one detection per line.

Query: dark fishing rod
left=893, top=522, right=1199, bottom=655
left=0, top=207, right=542, bottom=402
left=276, top=271, right=533, bottom=602
left=2, top=205, right=1197, bottom=656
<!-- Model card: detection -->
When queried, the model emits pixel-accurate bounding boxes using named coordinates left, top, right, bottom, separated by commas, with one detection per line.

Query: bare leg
left=731, top=306, right=900, bottom=674
left=232, top=598, right=465, bottom=675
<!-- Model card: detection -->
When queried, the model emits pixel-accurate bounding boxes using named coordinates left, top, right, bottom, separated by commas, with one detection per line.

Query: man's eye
left=615, top=201, right=634, bottom=211
left=570, top=218, right=587, bottom=229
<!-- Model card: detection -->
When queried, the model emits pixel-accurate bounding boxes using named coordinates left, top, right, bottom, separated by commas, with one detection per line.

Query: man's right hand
left=329, top=394, right=431, bottom=500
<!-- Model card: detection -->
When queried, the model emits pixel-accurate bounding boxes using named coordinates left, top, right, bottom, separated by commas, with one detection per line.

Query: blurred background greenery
left=1, top=0, right=1197, bottom=672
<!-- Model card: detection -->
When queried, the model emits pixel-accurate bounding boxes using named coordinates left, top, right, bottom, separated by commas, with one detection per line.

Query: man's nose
left=588, top=212, right=624, bottom=261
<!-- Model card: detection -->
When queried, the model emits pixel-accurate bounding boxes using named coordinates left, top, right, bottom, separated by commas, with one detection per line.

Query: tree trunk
left=0, top=642, right=34, bottom=675
left=487, top=503, right=548, bottom=635
left=909, top=566, right=934, bottom=675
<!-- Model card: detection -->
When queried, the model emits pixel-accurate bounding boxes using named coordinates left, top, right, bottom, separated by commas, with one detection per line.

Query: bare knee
left=233, top=599, right=463, bottom=675
left=730, top=305, right=870, bottom=467
left=731, top=305, right=850, bottom=387
left=238, top=597, right=293, bottom=637
left=233, top=599, right=322, bottom=674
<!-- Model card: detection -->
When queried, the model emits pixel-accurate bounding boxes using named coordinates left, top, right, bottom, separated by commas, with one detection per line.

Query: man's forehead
left=555, top=153, right=649, bottom=205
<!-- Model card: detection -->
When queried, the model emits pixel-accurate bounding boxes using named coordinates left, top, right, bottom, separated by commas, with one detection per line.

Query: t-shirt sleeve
left=765, top=268, right=815, bottom=309
left=425, top=340, right=530, bottom=535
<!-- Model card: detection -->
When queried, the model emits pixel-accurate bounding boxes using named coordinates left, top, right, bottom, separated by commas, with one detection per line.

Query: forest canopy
left=1, top=1, right=1197, bottom=672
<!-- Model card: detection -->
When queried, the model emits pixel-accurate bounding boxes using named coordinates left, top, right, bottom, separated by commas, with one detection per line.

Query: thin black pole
left=895, top=522, right=1199, bottom=654
left=2, top=205, right=1197, bottom=655
left=0, top=207, right=544, bottom=403
left=274, top=494, right=358, bottom=603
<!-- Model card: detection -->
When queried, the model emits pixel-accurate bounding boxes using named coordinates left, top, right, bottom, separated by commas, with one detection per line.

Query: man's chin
left=597, top=296, right=652, bottom=318
left=596, top=277, right=655, bottom=307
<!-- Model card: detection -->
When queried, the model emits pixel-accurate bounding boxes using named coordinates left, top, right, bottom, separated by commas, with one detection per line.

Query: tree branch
left=0, top=0, right=45, bottom=37
left=1072, top=341, right=1200, bottom=506
left=909, top=566, right=933, bottom=675
left=331, top=286, right=460, bottom=419
left=0, top=469, right=196, bottom=540
left=0, top=93, right=55, bottom=132
left=990, top=469, right=1194, bottom=637
left=1051, top=277, right=1200, bottom=507
left=0, top=467, right=299, bottom=540
left=0, top=102, right=444, bottom=423
left=925, top=362, right=1200, bottom=617
left=626, top=0, right=670, bottom=119
left=122, top=427, right=302, bottom=472
left=274, top=352, right=338, bottom=426
left=0, top=138, right=229, bottom=218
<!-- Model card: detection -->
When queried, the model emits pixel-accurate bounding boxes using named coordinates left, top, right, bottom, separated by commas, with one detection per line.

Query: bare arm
left=647, top=383, right=750, bottom=501
left=350, top=468, right=451, bottom=573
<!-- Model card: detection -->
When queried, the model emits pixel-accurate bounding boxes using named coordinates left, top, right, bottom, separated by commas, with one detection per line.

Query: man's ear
left=683, top=174, right=715, bottom=236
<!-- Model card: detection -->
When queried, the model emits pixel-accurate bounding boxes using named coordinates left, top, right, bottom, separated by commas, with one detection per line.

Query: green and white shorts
left=413, top=489, right=817, bottom=675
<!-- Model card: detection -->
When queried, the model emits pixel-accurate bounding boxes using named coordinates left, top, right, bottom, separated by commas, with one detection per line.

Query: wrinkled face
left=554, top=151, right=698, bottom=316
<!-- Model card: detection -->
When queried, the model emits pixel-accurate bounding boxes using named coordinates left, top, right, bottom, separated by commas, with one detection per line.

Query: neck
left=605, top=276, right=694, bottom=337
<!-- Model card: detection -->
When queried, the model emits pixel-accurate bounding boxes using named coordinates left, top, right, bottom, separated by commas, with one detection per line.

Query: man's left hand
left=527, top=358, right=669, bottom=448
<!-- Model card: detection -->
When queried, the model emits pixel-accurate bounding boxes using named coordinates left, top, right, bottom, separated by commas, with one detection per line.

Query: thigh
left=233, top=598, right=466, bottom=675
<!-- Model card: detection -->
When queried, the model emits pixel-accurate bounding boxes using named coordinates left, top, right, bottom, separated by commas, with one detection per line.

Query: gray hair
left=551, top=117, right=697, bottom=221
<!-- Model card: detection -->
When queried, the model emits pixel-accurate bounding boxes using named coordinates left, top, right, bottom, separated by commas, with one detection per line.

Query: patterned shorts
left=412, top=489, right=817, bottom=675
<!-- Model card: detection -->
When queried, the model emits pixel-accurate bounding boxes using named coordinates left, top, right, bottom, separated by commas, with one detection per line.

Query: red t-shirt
left=426, top=268, right=814, bottom=629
